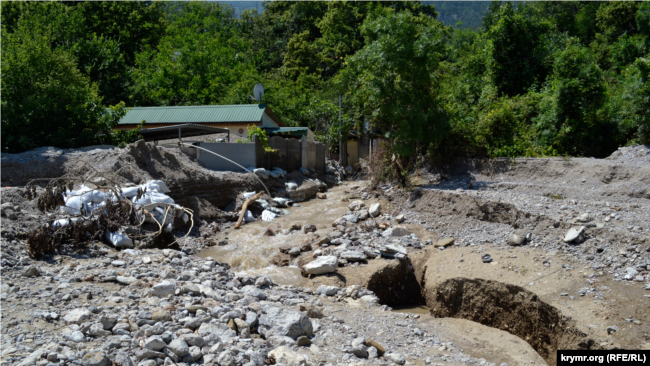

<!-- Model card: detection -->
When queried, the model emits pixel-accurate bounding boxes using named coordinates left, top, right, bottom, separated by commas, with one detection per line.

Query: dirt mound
left=406, top=188, right=560, bottom=233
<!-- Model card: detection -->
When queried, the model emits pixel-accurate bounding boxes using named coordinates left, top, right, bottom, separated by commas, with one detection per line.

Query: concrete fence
left=187, top=136, right=326, bottom=172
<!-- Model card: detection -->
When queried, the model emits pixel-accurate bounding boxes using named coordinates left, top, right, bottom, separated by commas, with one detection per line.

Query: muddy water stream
left=198, top=182, right=357, bottom=286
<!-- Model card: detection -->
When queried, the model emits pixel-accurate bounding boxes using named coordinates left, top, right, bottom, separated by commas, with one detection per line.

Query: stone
left=209, top=343, right=224, bottom=354
left=369, top=203, right=381, bottom=217
left=241, top=285, right=267, bottom=299
left=348, top=200, right=365, bottom=211
left=368, top=346, right=378, bottom=359
left=268, top=346, right=308, bottom=366
left=217, top=351, right=236, bottom=366
left=386, top=353, right=406, bottom=365
left=390, top=225, right=410, bottom=237
left=152, top=311, right=172, bottom=322
left=563, top=226, right=585, bottom=243
left=138, top=361, right=156, bottom=366
left=197, top=322, right=236, bottom=342
left=395, top=214, right=405, bottom=223
left=288, top=247, right=301, bottom=256
left=111, top=260, right=126, bottom=267
left=296, top=335, right=311, bottom=346
left=181, top=283, right=200, bottom=294
left=81, top=350, right=111, bottom=366
left=303, top=255, right=338, bottom=275
left=607, top=325, right=618, bottom=334
left=328, top=231, right=343, bottom=239
left=352, top=346, right=369, bottom=358
left=259, top=305, right=313, bottom=339
left=255, top=275, right=273, bottom=288
left=263, top=227, right=276, bottom=236
left=317, top=193, right=327, bottom=199
left=88, top=324, right=111, bottom=337
left=64, top=331, right=86, bottom=343
left=340, top=251, right=366, bottom=262
left=364, top=339, right=385, bottom=356
left=181, top=346, right=202, bottom=363
left=144, top=336, right=166, bottom=351
left=482, top=254, right=493, bottom=263
left=508, top=233, right=525, bottom=246
left=435, top=238, right=455, bottom=247
left=100, top=316, right=117, bottom=330
left=303, top=224, right=317, bottom=233
left=316, top=285, right=339, bottom=296
left=577, top=213, right=592, bottom=222
left=180, top=333, right=207, bottom=348
left=151, top=280, right=176, bottom=297
left=64, top=308, right=92, bottom=324
left=116, top=276, right=137, bottom=285
left=21, top=265, right=40, bottom=277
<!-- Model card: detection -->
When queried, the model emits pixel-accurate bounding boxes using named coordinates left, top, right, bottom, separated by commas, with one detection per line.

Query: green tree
left=484, top=3, right=556, bottom=96
left=1, top=21, right=123, bottom=152
left=535, top=42, right=614, bottom=157
left=342, top=10, right=450, bottom=157
left=131, top=2, right=259, bottom=106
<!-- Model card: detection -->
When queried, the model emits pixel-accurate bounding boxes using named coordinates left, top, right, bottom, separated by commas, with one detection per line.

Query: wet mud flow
left=198, top=183, right=354, bottom=285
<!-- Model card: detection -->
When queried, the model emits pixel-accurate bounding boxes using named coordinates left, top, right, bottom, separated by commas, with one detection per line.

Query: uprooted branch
left=25, top=165, right=194, bottom=257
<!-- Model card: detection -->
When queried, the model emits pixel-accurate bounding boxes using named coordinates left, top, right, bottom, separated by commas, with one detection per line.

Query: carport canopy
left=138, top=123, right=230, bottom=142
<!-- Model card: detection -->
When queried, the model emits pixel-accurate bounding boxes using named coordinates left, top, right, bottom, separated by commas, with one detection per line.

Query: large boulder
left=303, top=255, right=337, bottom=275
left=259, top=305, right=313, bottom=340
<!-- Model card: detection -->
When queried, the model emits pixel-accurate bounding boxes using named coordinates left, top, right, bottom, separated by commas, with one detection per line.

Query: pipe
left=179, top=142, right=272, bottom=197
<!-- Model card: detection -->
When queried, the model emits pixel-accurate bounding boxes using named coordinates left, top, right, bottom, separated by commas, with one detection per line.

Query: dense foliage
left=2, top=1, right=649, bottom=158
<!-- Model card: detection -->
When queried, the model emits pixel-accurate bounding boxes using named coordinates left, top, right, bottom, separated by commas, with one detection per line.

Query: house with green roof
left=115, top=104, right=286, bottom=141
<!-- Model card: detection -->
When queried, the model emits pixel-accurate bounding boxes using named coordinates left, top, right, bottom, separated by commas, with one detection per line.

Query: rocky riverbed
left=2, top=144, right=649, bottom=366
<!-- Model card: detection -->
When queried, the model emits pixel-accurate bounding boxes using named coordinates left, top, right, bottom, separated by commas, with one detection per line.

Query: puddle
left=198, top=182, right=359, bottom=285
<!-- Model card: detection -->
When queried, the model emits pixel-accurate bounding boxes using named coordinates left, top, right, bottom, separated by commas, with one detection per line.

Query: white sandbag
left=182, top=213, right=190, bottom=224
left=262, top=210, right=277, bottom=221
left=121, top=186, right=141, bottom=198
left=145, top=180, right=171, bottom=193
left=105, top=231, right=133, bottom=249
left=243, top=192, right=256, bottom=199
left=132, top=194, right=151, bottom=206
left=285, top=181, right=298, bottom=190
left=61, top=196, right=84, bottom=215
left=149, top=192, right=175, bottom=205
left=244, top=210, right=255, bottom=223
left=51, top=218, right=82, bottom=228
left=256, top=199, right=269, bottom=209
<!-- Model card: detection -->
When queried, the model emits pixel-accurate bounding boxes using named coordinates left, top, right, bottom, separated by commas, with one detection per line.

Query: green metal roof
left=262, top=127, right=309, bottom=137
left=118, top=104, right=268, bottom=125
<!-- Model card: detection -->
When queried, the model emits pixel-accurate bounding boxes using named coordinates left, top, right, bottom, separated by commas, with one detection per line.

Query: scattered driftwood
left=234, top=191, right=263, bottom=230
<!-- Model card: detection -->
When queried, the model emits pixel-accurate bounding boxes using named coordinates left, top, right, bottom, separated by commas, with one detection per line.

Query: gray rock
left=328, top=231, right=343, bottom=239
left=64, top=331, right=86, bottom=343
left=64, top=308, right=92, bottom=324
left=563, top=226, right=585, bottom=243
left=259, top=305, right=313, bottom=340
left=143, top=336, right=166, bottom=351
left=116, top=276, right=137, bottom=285
left=507, top=233, right=525, bottom=246
left=150, top=280, right=176, bottom=297
left=21, top=265, right=40, bottom=277
left=218, top=350, right=236, bottom=366
left=180, top=333, right=207, bottom=348
left=386, top=353, right=406, bottom=365
left=352, top=346, right=368, bottom=358
left=209, top=343, right=224, bottom=354
left=100, top=316, right=117, bottom=330
left=369, top=203, right=381, bottom=217
left=81, top=350, right=110, bottom=366
left=482, top=254, right=493, bottom=263
left=181, top=283, right=200, bottom=294
left=316, top=285, right=339, bottom=296
left=268, top=346, right=308, bottom=366
left=348, top=200, right=365, bottom=211
left=197, top=322, right=236, bottom=342
left=137, top=360, right=156, bottom=366
left=340, top=251, right=366, bottom=262
left=368, top=346, right=378, bottom=359
left=607, top=325, right=618, bottom=334
left=181, top=346, right=202, bottom=363
left=303, top=255, right=338, bottom=275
